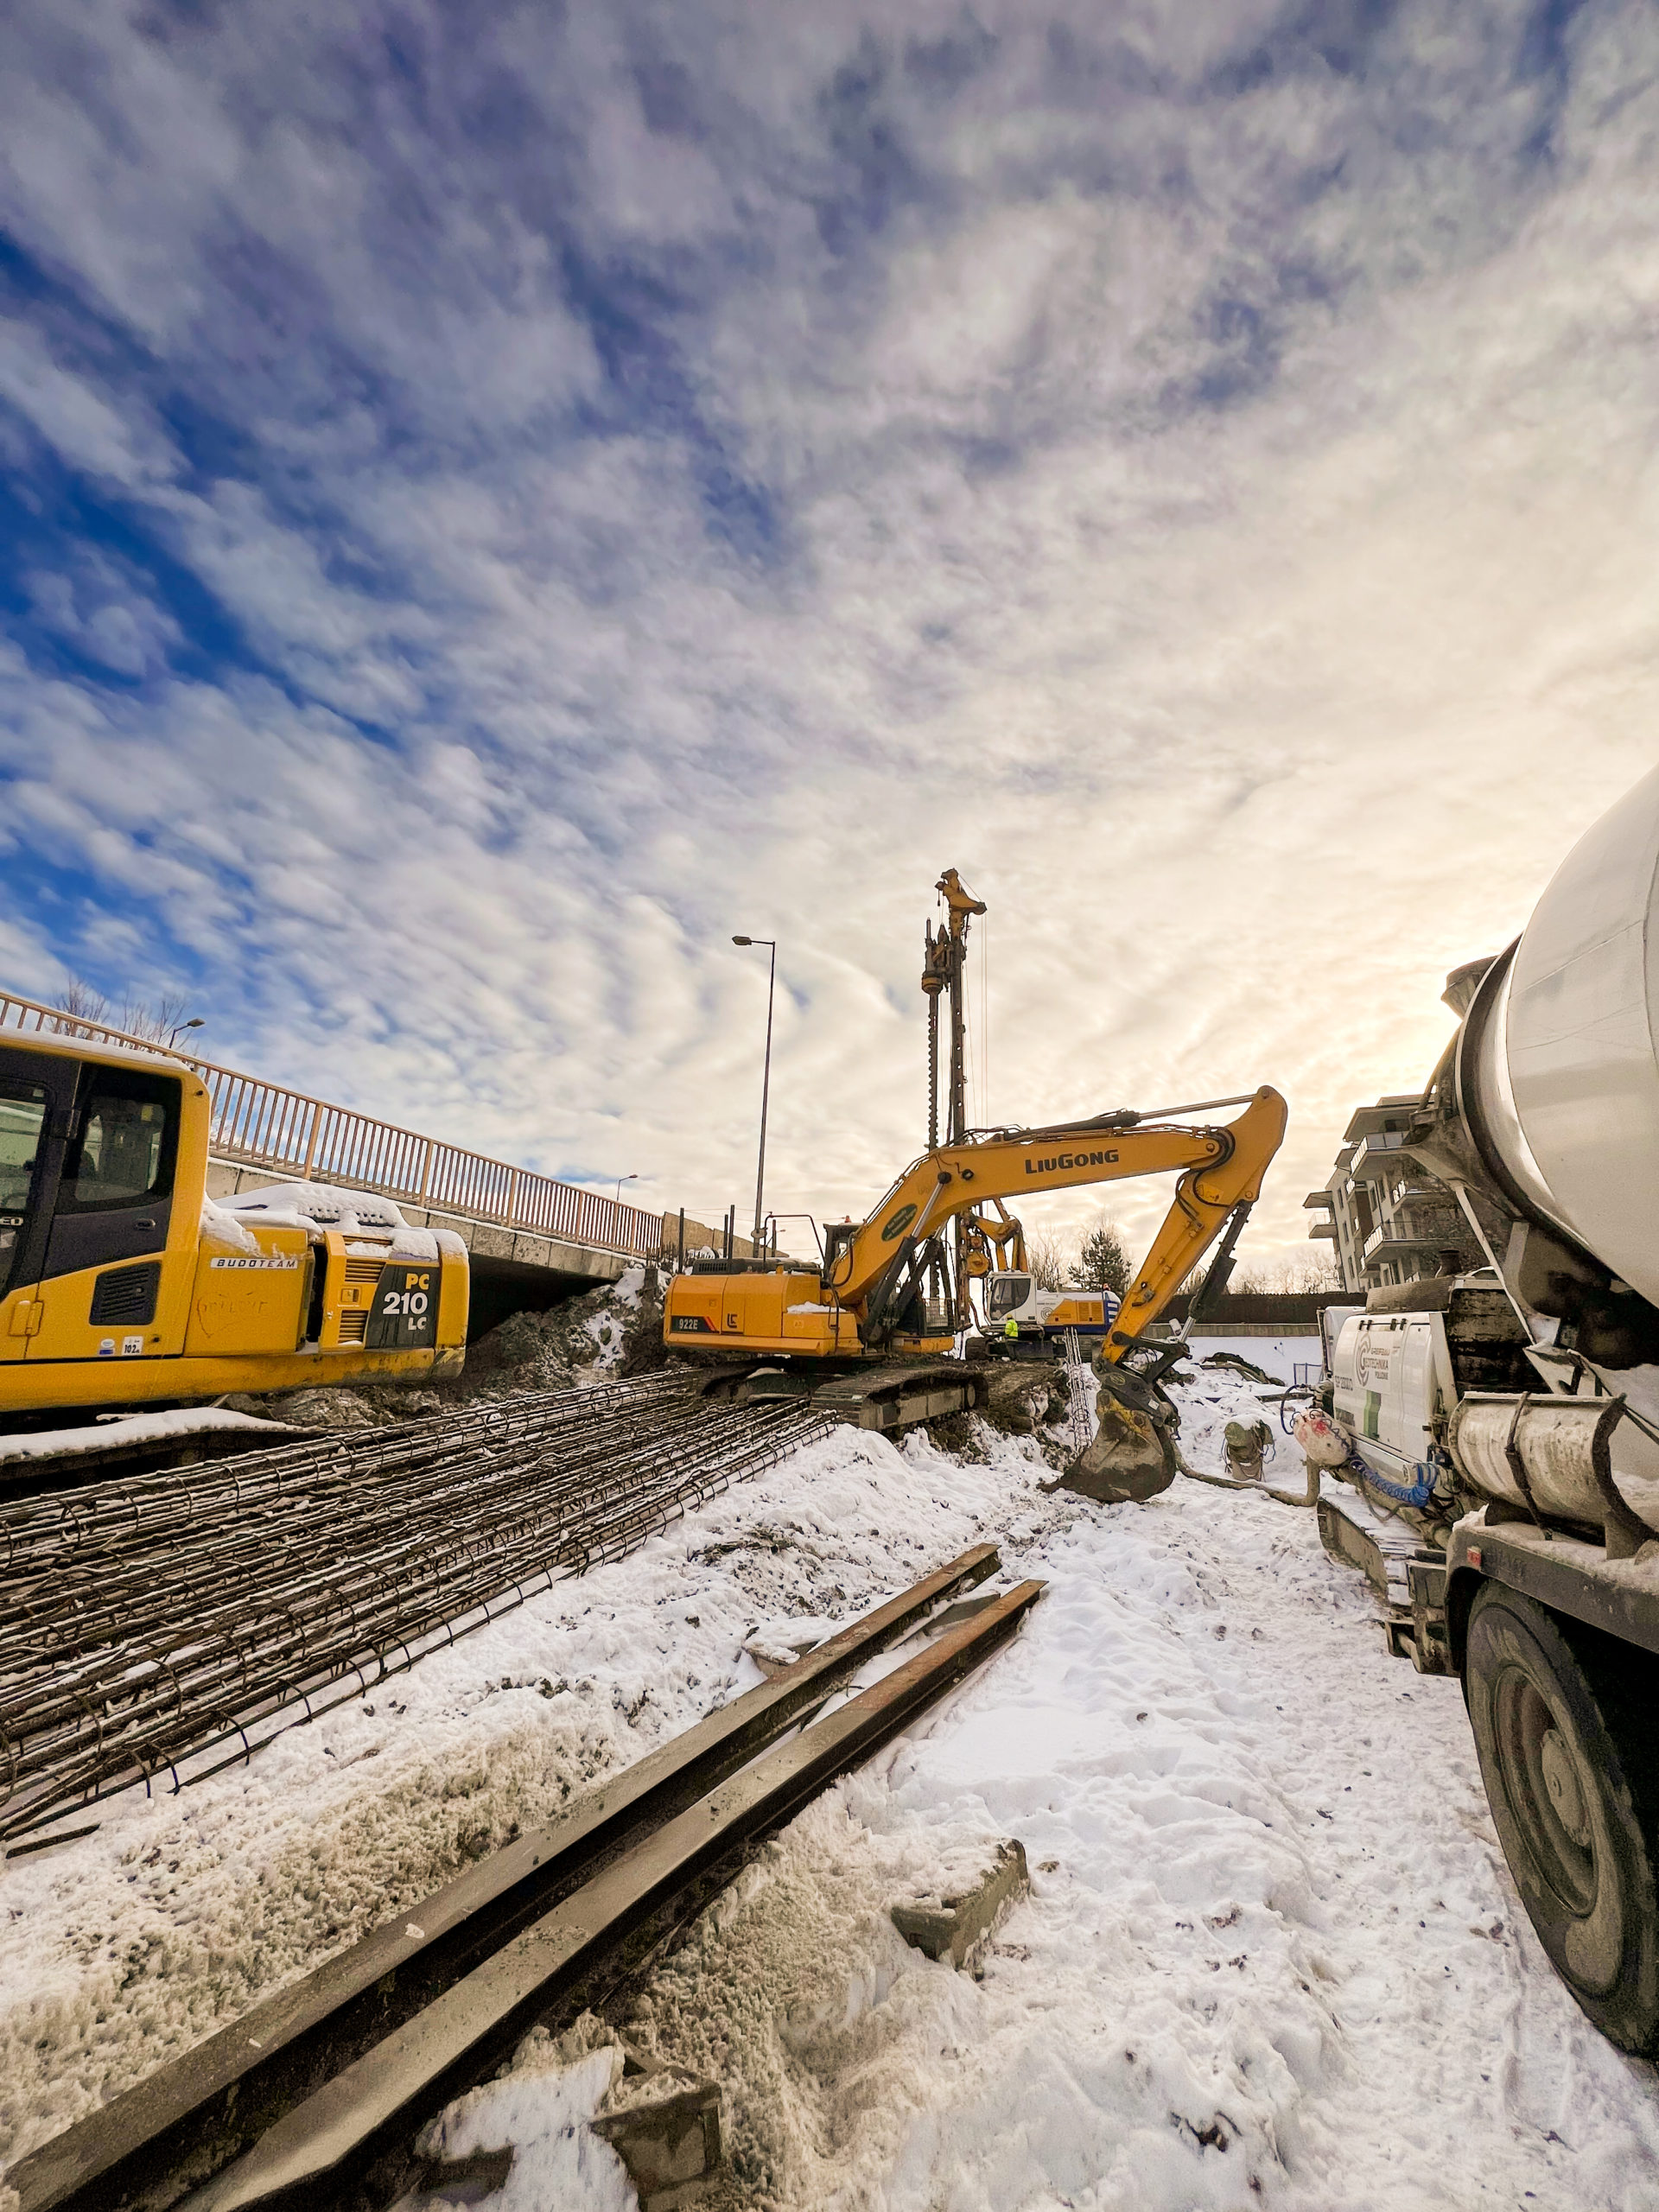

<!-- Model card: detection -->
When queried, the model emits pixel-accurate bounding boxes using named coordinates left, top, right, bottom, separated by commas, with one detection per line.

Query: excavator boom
left=834, top=1089, right=1287, bottom=1349
left=664, top=1088, right=1287, bottom=1367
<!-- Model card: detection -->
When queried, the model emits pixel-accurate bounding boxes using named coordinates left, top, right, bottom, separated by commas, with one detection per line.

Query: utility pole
left=732, top=934, right=777, bottom=1251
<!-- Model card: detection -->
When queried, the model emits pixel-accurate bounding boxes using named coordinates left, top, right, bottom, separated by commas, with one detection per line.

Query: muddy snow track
left=0, top=1376, right=836, bottom=1844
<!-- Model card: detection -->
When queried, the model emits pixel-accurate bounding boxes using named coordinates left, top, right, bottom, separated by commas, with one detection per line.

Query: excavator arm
left=1102, top=1087, right=1288, bottom=1360
left=961, top=1198, right=1027, bottom=1280
left=829, top=1088, right=1287, bottom=1351
left=664, top=1085, right=1287, bottom=1509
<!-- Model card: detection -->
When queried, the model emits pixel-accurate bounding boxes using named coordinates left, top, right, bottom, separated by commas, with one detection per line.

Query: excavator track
left=688, top=1357, right=988, bottom=1432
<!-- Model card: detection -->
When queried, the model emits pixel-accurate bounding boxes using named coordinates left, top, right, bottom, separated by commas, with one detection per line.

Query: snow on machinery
left=0, top=1028, right=468, bottom=1419
left=665, top=867, right=1289, bottom=1502
left=1298, top=760, right=1659, bottom=2054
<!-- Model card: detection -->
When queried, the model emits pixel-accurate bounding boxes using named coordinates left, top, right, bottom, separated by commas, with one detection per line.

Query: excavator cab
left=985, top=1272, right=1032, bottom=1325
left=0, top=1029, right=470, bottom=1416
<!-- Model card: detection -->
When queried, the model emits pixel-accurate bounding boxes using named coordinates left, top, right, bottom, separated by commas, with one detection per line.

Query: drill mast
left=921, top=868, right=987, bottom=1324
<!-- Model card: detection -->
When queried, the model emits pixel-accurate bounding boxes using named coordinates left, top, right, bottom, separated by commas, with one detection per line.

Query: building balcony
left=1303, top=1190, right=1335, bottom=1213
left=1341, top=1096, right=1422, bottom=1145
left=1383, top=1179, right=1448, bottom=1208
left=1372, top=1198, right=1464, bottom=1246
left=1361, top=1230, right=1475, bottom=1284
left=1307, top=1221, right=1337, bottom=1241
left=1349, top=1131, right=1410, bottom=1184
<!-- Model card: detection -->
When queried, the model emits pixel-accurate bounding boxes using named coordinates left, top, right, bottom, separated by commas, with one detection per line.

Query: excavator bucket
left=1062, top=1370, right=1179, bottom=1504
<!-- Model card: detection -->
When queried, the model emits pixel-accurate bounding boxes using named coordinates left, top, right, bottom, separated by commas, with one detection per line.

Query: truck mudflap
left=1446, top=1512, right=1659, bottom=1664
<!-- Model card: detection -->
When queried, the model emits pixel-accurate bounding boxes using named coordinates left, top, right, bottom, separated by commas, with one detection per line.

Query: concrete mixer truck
left=1304, top=763, right=1659, bottom=2053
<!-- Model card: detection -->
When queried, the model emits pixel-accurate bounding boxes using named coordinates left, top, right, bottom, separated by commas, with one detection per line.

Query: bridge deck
left=2, top=989, right=752, bottom=1325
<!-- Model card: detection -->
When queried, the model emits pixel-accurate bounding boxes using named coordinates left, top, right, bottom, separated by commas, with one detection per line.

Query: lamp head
left=732, top=935, right=752, bottom=946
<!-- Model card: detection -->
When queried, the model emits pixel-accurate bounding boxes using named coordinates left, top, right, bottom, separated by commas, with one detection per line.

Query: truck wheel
left=1465, top=1583, right=1659, bottom=2051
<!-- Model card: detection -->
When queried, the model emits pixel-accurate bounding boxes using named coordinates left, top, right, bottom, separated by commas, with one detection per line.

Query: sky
left=3, top=0, right=1658, bottom=1272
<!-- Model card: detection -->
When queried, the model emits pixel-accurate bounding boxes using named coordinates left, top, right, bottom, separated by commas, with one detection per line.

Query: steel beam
left=185, top=1578, right=1044, bottom=2212
left=12, top=1548, right=1006, bottom=2212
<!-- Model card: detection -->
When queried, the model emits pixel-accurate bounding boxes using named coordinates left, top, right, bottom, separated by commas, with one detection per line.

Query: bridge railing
left=0, top=988, right=669, bottom=1261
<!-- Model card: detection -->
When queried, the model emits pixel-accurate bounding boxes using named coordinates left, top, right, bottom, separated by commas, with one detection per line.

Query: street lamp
left=168, top=1017, right=206, bottom=1048
left=614, top=1173, right=639, bottom=1208
left=732, top=934, right=777, bottom=1251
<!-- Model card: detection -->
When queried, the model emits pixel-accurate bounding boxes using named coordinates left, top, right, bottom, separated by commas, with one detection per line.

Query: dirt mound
left=227, top=1266, right=667, bottom=1428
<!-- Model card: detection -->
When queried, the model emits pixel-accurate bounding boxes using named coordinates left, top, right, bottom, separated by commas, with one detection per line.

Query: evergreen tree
left=1071, top=1220, right=1131, bottom=1298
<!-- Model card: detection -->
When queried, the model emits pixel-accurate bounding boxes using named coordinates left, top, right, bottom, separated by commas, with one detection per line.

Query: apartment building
left=1304, top=1095, right=1481, bottom=1295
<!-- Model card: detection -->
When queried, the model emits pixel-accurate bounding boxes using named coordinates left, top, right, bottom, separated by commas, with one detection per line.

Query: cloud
left=2, top=0, right=1658, bottom=1274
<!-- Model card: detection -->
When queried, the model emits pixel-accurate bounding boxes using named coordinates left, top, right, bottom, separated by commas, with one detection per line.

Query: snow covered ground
left=0, top=1405, right=298, bottom=1465
left=3, top=1335, right=1658, bottom=2210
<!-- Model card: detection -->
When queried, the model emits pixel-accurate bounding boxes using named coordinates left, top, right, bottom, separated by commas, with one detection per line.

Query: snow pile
left=5, top=1356, right=1659, bottom=2208
left=198, top=1193, right=261, bottom=1255
left=454, top=1267, right=656, bottom=1401
left=581, top=1262, right=645, bottom=1374
left=410, top=2035, right=632, bottom=2212
left=213, top=1180, right=462, bottom=1268
left=215, top=1179, right=408, bottom=1235
left=0, top=1407, right=298, bottom=1465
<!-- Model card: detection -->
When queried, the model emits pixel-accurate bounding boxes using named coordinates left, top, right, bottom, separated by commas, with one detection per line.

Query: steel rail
left=0, top=1380, right=839, bottom=1840
left=8, top=1554, right=1036, bottom=2212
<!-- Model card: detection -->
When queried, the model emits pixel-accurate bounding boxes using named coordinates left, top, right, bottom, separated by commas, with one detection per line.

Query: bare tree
left=117, top=992, right=194, bottom=1046
left=54, top=979, right=200, bottom=1048
left=51, top=979, right=112, bottom=1039
left=1233, top=1252, right=1343, bottom=1295
left=1027, top=1230, right=1074, bottom=1291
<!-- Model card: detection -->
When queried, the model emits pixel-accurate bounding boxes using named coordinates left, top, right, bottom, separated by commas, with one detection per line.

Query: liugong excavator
left=668, top=861, right=1287, bottom=1498
left=664, top=1087, right=1286, bottom=1498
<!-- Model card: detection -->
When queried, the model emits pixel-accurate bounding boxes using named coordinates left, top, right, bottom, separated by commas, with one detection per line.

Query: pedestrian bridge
left=0, top=989, right=753, bottom=1335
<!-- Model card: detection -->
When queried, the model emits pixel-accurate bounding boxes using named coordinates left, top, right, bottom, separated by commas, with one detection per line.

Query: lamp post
left=168, top=1016, right=206, bottom=1049
left=732, top=934, right=777, bottom=1252
left=613, top=1173, right=639, bottom=1209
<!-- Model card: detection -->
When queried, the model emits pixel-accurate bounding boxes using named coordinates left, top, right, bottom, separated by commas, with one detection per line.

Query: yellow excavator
left=664, top=1085, right=1288, bottom=1500
left=1, top=1029, right=468, bottom=1417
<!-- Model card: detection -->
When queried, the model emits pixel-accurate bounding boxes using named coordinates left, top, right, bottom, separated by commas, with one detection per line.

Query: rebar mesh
left=0, top=1375, right=835, bottom=1841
